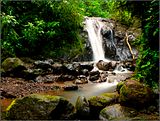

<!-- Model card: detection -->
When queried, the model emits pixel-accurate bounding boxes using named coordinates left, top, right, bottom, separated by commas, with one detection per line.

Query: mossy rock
left=99, top=104, right=137, bottom=120
left=6, top=94, right=75, bottom=120
left=116, top=81, right=125, bottom=94
left=2, top=58, right=26, bottom=72
left=75, top=96, right=90, bottom=119
left=100, top=92, right=119, bottom=103
left=88, top=96, right=113, bottom=119
left=119, top=80, right=154, bottom=109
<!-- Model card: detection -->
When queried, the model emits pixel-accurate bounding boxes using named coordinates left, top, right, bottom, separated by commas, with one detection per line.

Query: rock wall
left=74, top=17, right=141, bottom=62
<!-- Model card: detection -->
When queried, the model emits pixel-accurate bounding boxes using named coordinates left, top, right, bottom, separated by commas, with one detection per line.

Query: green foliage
left=1, top=0, right=83, bottom=57
left=79, top=0, right=132, bottom=26
left=133, top=0, right=159, bottom=89
left=1, top=13, right=19, bottom=53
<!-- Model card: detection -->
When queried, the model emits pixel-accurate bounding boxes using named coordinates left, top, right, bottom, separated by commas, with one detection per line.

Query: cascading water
left=84, top=17, right=138, bottom=62
left=85, top=17, right=109, bottom=62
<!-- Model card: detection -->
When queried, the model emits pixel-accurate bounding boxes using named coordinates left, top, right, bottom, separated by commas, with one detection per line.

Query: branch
left=125, top=33, right=135, bottom=60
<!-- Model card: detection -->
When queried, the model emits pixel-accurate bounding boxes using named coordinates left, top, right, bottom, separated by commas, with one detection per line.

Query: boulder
left=22, top=68, right=44, bottom=80
left=96, top=60, right=111, bottom=71
left=75, top=96, right=90, bottom=119
left=65, top=62, right=94, bottom=75
left=89, top=71, right=100, bottom=82
left=76, top=75, right=88, bottom=84
left=119, top=80, right=154, bottom=109
left=34, top=59, right=54, bottom=70
left=65, top=63, right=79, bottom=75
left=96, top=60, right=118, bottom=71
left=2, top=58, right=27, bottom=77
left=63, top=84, right=78, bottom=91
left=58, top=74, right=76, bottom=81
left=52, top=63, right=67, bottom=74
left=81, top=69, right=89, bottom=76
left=35, top=75, right=60, bottom=83
left=79, top=62, right=94, bottom=71
left=100, top=71, right=108, bottom=82
left=99, top=104, right=137, bottom=120
left=100, top=92, right=119, bottom=103
left=6, top=94, right=75, bottom=120
left=88, top=96, right=113, bottom=119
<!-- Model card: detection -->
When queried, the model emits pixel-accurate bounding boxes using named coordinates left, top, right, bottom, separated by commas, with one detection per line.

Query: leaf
left=141, top=61, right=151, bottom=69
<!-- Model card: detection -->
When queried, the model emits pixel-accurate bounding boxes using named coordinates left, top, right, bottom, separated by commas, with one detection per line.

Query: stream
left=40, top=72, right=133, bottom=104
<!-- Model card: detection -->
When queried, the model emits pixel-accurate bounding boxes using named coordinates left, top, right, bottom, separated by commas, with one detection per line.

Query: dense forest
left=1, top=0, right=159, bottom=120
left=1, top=0, right=158, bottom=88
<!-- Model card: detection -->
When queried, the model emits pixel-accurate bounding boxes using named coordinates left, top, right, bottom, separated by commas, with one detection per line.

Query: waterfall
left=84, top=17, right=138, bottom=62
left=85, top=17, right=109, bottom=62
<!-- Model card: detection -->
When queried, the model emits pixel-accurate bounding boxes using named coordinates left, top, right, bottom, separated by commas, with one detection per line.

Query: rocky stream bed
left=0, top=57, right=159, bottom=120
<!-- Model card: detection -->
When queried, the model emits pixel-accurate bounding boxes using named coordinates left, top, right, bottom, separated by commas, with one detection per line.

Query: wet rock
left=58, top=75, right=76, bottom=81
left=34, top=60, right=53, bottom=70
left=63, top=84, right=78, bottom=91
left=96, top=60, right=117, bottom=71
left=65, top=63, right=79, bottom=75
left=96, top=60, right=110, bottom=71
left=22, top=69, right=44, bottom=80
left=81, top=69, right=89, bottom=76
left=89, top=71, right=100, bottom=82
left=100, top=71, right=108, bottom=82
left=79, top=62, right=94, bottom=71
left=52, top=63, right=67, bottom=74
left=74, top=79, right=84, bottom=84
left=2, top=58, right=27, bottom=77
left=99, top=104, right=137, bottom=120
left=88, top=96, right=113, bottom=119
left=6, top=94, right=75, bottom=120
left=35, top=75, right=60, bottom=83
left=119, top=80, right=154, bottom=109
left=75, top=75, right=88, bottom=84
left=75, top=96, right=90, bottom=119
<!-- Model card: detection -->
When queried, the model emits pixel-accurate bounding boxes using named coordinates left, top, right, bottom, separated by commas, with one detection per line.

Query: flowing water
left=85, top=17, right=109, bottom=62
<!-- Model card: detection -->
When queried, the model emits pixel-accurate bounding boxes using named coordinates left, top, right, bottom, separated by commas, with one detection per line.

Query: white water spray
left=85, top=17, right=109, bottom=62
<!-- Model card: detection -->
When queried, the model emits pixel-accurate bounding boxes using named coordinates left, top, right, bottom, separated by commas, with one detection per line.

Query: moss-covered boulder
left=116, top=81, right=125, bottom=94
left=2, top=58, right=27, bottom=77
left=75, top=96, right=90, bottom=119
left=6, top=94, right=75, bottom=120
left=100, top=92, right=119, bottom=103
left=119, top=80, right=154, bottom=109
left=99, top=104, right=137, bottom=120
left=88, top=96, right=113, bottom=119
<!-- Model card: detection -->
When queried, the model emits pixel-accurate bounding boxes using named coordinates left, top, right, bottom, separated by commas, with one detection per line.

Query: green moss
left=101, top=92, right=118, bottom=99
left=89, top=96, right=112, bottom=107
left=29, top=94, right=60, bottom=101
left=116, top=81, right=125, bottom=93
left=2, top=58, right=24, bottom=72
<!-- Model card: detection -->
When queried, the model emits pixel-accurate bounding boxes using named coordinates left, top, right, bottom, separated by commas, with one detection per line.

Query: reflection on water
left=40, top=80, right=118, bottom=105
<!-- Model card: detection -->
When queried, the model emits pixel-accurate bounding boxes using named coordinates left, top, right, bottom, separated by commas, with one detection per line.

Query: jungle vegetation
left=1, top=0, right=159, bottom=88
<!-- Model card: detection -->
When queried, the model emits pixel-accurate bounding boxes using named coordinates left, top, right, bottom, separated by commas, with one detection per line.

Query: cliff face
left=74, top=17, right=141, bottom=62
